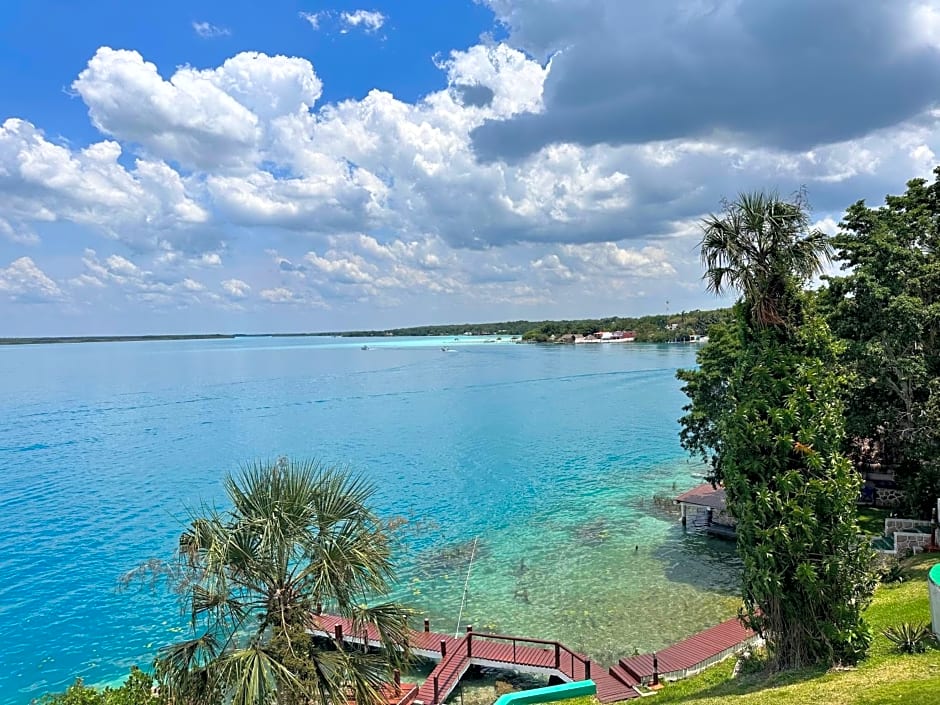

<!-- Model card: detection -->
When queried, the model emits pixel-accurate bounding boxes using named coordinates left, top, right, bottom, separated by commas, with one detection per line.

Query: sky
left=2, top=1, right=940, bottom=335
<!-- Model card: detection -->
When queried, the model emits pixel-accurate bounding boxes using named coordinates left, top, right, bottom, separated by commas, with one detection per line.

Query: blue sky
left=2, top=0, right=940, bottom=335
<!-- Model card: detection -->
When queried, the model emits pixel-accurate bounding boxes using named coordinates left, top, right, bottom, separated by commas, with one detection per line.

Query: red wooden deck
left=619, top=617, right=757, bottom=683
left=311, top=613, right=755, bottom=704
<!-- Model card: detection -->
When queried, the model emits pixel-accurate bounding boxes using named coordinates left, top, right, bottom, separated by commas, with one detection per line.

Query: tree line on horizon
left=331, top=308, right=731, bottom=342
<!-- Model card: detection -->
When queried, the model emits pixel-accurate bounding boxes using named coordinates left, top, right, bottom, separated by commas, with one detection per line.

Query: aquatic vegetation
left=416, top=538, right=488, bottom=578
left=571, top=518, right=611, bottom=546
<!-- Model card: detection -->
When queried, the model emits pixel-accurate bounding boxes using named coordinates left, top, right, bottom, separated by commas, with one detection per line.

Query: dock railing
left=465, top=630, right=592, bottom=679
left=429, top=638, right=470, bottom=704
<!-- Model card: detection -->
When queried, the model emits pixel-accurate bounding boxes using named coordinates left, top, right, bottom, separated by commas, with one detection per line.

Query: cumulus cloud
left=0, top=117, right=210, bottom=252
left=0, top=257, right=64, bottom=302
left=71, top=48, right=323, bottom=170
left=472, top=0, right=940, bottom=160
left=192, top=21, right=230, bottom=38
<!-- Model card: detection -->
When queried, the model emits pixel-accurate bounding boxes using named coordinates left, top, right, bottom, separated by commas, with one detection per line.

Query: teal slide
left=494, top=680, right=597, bottom=705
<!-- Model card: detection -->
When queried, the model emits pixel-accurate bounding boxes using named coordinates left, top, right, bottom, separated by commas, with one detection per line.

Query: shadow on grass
left=666, top=664, right=830, bottom=702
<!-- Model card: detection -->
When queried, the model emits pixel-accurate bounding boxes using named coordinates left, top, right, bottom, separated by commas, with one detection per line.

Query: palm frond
left=699, top=190, right=827, bottom=327
left=217, top=645, right=300, bottom=705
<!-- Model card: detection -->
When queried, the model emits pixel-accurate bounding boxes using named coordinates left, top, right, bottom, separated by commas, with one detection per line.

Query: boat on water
left=361, top=345, right=369, bottom=350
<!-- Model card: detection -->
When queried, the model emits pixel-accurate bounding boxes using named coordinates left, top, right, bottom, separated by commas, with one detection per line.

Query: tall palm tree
left=154, top=458, right=412, bottom=705
left=700, top=191, right=832, bottom=327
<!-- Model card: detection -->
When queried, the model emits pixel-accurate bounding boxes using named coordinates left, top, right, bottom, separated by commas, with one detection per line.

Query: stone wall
left=894, top=530, right=936, bottom=555
left=885, top=518, right=935, bottom=537
left=874, top=487, right=905, bottom=508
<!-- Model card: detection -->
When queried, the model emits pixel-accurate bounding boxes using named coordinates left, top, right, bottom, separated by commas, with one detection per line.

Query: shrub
left=879, top=560, right=908, bottom=584
left=881, top=622, right=935, bottom=654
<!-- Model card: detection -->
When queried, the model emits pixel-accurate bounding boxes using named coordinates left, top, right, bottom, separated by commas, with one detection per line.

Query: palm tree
left=700, top=191, right=832, bottom=327
left=154, top=458, right=412, bottom=705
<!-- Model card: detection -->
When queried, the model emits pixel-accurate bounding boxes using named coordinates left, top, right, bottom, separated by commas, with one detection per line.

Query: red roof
left=675, top=483, right=727, bottom=511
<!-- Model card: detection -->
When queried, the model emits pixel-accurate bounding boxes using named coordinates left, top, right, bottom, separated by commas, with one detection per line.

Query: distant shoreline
left=1, top=308, right=730, bottom=346
left=0, top=333, right=240, bottom=346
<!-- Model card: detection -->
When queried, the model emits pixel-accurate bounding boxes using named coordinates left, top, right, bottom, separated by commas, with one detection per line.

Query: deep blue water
left=0, top=336, right=738, bottom=703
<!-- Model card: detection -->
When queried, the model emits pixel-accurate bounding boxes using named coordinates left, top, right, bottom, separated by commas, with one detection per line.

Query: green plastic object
left=930, top=562, right=940, bottom=586
left=493, top=680, right=597, bottom=705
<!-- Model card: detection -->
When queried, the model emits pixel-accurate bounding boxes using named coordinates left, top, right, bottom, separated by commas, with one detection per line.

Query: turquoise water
left=0, top=336, right=739, bottom=703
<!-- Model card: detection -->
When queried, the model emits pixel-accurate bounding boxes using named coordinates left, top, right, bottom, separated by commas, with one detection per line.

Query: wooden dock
left=311, top=613, right=756, bottom=704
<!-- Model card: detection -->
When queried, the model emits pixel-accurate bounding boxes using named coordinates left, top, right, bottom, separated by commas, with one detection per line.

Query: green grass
left=856, top=506, right=891, bottom=536
left=551, top=696, right=598, bottom=705
left=650, top=555, right=940, bottom=705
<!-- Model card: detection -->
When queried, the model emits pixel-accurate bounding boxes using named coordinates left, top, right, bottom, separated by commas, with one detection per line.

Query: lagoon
left=0, top=336, right=739, bottom=704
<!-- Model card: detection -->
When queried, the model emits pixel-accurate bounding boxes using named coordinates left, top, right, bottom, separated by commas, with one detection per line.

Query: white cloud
left=340, top=10, right=386, bottom=33
left=299, top=11, right=323, bottom=30
left=192, top=21, right=231, bottom=38
left=258, top=286, right=326, bottom=307
left=0, top=216, right=39, bottom=245
left=71, top=48, right=323, bottom=171
left=221, top=278, right=250, bottom=299
left=0, top=117, right=209, bottom=252
left=0, top=257, right=64, bottom=302
left=77, top=249, right=212, bottom=307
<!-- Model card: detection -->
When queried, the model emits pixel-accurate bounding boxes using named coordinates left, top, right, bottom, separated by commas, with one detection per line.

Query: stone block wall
left=885, top=518, right=935, bottom=537
left=894, top=530, right=936, bottom=555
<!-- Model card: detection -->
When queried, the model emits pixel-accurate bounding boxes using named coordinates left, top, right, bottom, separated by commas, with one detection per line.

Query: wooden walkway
left=311, top=614, right=755, bottom=704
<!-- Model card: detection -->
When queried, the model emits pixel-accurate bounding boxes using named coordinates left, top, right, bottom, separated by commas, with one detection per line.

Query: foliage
left=520, top=308, right=731, bottom=343
left=36, top=668, right=155, bottom=705
left=721, top=317, right=875, bottom=669
left=676, top=314, right=742, bottom=480
left=822, top=168, right=940, bottom=516
left=147, top=458, right=412, bottom=705
left=881, top=622, right=934, bottom=654
left=700, top=190, right=831, bottom=329
left=682, top=191, right=874, bottom=672
left=653, top=554, right=940, bottom=705
left=878, top=560, right=909, bottom=585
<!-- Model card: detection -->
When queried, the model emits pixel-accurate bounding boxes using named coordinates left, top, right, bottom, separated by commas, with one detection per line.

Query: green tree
left=822, top=169, right=940, bottom=516
left=676, top=315, right=742, bottom=481
left=152, top=459, right=411, bottom=705
left=700, top=190, right=831, bottom=329
left=36, top=667, right=155, bottom=705
left=682, top=192, right=874, bottom=671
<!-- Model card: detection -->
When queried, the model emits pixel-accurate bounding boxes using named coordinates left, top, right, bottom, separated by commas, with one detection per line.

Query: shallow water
left=0, top=336, right=738, bottom=703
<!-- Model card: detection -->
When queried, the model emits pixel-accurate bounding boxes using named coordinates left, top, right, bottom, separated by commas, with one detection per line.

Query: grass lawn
left=648, top=554, right=940, bottom=705
left=856, top=506, right=891, bottom=536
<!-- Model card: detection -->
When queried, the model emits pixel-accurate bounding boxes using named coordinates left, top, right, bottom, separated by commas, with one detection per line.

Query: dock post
left=424, top=618, right=430, bottom=632
left=334, top=624, right=343, bottom=644
left=466, top=632, right=472, bottom=658
left=652, top=653, right=659, bottom=686
left=680, top=503, right=687, bottom=527
left=394, top=669, right=401, bottom=692
left=433, top=676, right=439, bottom=704
left=316, top=602, right=322, bottom=615
left=466, top=625, right=473, bottom=633
left=554, top=643, right=560, bottom=669
left=584, top=659, right=591, bottom=680
left=440, top=639, right=447, bottom=658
